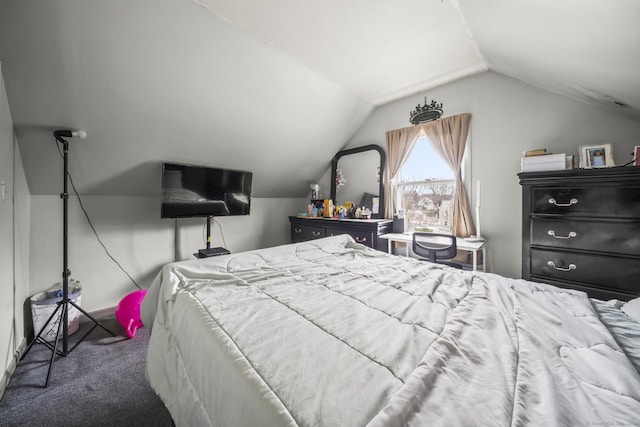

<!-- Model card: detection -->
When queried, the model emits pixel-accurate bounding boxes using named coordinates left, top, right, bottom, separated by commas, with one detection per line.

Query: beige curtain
left=384, top=126, right=423, bottom=218
left=384, top=113, right=475, bottom=237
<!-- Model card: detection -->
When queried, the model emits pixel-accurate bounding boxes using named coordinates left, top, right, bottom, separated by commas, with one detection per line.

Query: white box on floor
left=30, top=285, right=82, bottom=341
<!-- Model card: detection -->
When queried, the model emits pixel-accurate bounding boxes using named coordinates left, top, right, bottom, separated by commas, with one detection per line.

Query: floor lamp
left=21, top=129, right=116, bottom=388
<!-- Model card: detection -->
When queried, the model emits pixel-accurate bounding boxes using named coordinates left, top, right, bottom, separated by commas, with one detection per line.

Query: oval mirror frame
left=330, top=144, right=385, bottom=219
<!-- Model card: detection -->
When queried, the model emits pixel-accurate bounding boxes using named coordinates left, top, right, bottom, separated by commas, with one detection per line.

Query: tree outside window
left=396, top=137, right=455, bottom=231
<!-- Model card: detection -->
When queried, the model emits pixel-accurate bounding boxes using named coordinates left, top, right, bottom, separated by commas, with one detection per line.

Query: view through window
left=397, top=137, right=455, bottom=232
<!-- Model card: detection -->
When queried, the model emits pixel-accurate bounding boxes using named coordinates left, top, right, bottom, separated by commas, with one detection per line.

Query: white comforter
left=142, top=235, right=640, bottom=426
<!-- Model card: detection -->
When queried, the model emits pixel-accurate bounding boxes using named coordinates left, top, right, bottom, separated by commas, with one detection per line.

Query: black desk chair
left=412, top=232, right=464, bottom=269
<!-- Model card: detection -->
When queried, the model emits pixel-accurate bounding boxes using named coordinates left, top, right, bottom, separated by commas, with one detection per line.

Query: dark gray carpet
left=0, top=316, right=173, bottom=426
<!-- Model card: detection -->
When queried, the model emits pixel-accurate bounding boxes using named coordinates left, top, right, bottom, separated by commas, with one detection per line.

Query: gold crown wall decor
left=409, top=97, right=444, bottom=124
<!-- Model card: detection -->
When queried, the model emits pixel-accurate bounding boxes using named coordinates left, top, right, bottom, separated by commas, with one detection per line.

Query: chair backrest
left=412, top=232, right=457, bottom=263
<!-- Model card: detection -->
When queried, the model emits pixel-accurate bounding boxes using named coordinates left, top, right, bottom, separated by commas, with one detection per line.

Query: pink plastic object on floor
left=115, top=289, right=148, bottom=339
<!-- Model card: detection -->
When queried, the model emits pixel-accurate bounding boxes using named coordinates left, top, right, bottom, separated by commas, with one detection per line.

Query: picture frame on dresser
left=634, top=145, right=640, bottom=166
left=579, top=143, right=614, bottom=168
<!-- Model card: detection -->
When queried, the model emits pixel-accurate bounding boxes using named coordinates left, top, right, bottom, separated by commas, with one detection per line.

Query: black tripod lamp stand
left=21, top=129, right=116, bottom=387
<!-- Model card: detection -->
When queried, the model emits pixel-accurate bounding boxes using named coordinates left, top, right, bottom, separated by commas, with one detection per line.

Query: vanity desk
left=291, top=144, right=392, bottom=250
left=289, top=216, right=393, bottom=250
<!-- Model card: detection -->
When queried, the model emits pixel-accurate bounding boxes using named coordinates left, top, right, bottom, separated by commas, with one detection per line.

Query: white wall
left=29, top=196, right=306, bottom=313
left=13, top=142, right=30, bottom=349
left=345, top=71, right=640, bottom=278
left=0, top=68, right=30, bottom=397
left=0, top=66, right=15, bottom=395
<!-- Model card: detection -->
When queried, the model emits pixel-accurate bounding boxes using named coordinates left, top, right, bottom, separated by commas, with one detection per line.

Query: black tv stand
left=197, top=247, right=230, bottom=258
left=195, top=216, right=230, bottom=258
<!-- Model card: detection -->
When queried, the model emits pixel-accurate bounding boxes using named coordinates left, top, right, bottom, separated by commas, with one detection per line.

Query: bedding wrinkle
left=511, top=279, right=640, bottom=424
left=312, top=274, right=447, bottom=336
left=591, top=299, right=640, bottom=373
left=142, top=236, right=640, bottom=427
left=505, top=278, right=579, bottom=425
left=204, top=238, right=468, bottom=424
left=245, top=277, right=408, bottom=382
left=185, top=251, right=408, bottom=424
left=368, top=279, right=518, bottom=426
left=177, top=281, right=300, bottom=427
left=559, top=344, right=640, bottom=398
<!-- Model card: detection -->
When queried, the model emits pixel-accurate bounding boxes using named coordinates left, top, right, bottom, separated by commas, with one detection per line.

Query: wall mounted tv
left=161, top=162, right=252, bottom=218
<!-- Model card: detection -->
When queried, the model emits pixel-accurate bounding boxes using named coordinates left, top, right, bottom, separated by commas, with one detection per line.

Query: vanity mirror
left=330, top=145, right=385, bottom=219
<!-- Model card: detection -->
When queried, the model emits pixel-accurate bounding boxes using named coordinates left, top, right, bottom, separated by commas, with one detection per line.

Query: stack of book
left=521, top=149, right=573, bottom=172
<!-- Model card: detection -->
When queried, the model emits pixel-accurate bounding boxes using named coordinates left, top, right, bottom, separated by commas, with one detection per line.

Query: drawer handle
left=355, top=237, right=367, bottom=243
left=547, top=230, right=577, bottom=239
left=312, top=231, right=322, bottom=237
left=294, top=227, right=302, bottom=234
left=548, top=197, right=578, bottom=207
left=547, top=261, right=576, bottom=272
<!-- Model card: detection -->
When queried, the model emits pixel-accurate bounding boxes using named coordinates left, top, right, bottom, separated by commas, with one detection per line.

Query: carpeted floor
left=0, top=316, right=173, bottom=426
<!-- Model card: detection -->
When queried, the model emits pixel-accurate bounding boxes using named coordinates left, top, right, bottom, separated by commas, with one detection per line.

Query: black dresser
left=289, top=216, right=393, bottom=251
left=519, top=167, right=640, bottom=301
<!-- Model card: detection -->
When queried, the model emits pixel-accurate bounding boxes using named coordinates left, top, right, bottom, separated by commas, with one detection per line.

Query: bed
left=141, top=235, right=640, bottom=426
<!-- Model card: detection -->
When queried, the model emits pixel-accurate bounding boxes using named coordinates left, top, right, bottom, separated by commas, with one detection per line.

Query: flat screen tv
left=161, top=162, right=252, bottom=218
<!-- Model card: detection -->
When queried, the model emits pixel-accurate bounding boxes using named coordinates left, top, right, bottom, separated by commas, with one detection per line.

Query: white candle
left=476, top=180, right=481, bottom=209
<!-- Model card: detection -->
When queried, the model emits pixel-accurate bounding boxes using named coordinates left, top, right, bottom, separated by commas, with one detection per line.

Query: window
left=396, top=137, right=455, bottom=232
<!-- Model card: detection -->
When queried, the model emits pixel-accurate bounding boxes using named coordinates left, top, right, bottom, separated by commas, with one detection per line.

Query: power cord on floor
left=56, top=139, right=141, bottom=290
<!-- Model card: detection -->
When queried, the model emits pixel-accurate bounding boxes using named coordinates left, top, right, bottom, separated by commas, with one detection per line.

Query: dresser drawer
left=326, top=227, right=375, bottom=248
left=532, top=187, right=640, bottom=217
left=531, top=218, right=640, bottom=256
left=289, top=217, right=392, bottom=251
left=530, top=248, right=640, bottom=293
left=290, top=224, right=325, bottom=242
left=528, top=278, right=639, bottom=301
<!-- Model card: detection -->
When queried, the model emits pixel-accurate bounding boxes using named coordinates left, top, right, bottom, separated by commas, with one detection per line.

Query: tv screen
left=161, top=162, right=252, bottom=218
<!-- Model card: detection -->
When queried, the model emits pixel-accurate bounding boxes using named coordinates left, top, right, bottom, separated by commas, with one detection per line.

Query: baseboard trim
left=80, top=306, right=115, bottom=324
left=0, top=338, right=27, bottom=401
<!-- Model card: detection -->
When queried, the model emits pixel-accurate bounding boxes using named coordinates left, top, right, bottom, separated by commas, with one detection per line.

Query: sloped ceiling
left=202, top=0, right=487, bottom=105
left=0, top=0, right=638, bottom=198
left=457, top=0, right=640, bottom=114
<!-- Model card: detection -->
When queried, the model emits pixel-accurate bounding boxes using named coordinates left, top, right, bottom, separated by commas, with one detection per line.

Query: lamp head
left=53, top=129, right=87, bottom=142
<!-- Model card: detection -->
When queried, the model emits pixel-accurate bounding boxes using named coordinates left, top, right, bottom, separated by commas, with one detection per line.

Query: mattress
left=142, top=235, right=640, bottom=426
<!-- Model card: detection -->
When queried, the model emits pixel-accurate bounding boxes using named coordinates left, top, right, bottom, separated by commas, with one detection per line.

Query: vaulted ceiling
left=0, top=0, right=638, bottom=197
